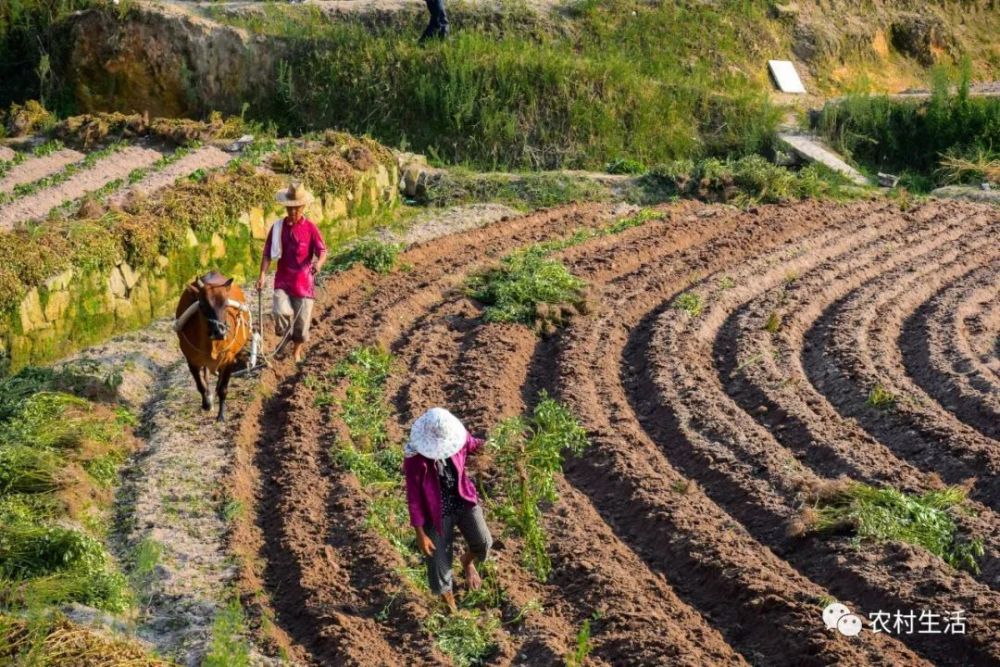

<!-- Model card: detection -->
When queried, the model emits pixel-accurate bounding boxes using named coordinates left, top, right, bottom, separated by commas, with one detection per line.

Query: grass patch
left=421, top=169, right=613, bottom=210
left=467, top=248, right=586, bottom=325
left=804, top=481, right=985, bottom=573
left=671, top=292, right=703, bottom=318
left=203, top=597, right=253, bottom=667
left=488, top=392, right=588, bottom=580
left=763, top=311, right=782, bottom=334
left=0, top=364, right=137, bottom=637
left=0, top=141, right=127, bottom=206
left=203, top=0, right=783, bottom=170
left=646, top=155, right=863, bottom=206
left=565, top=616, right=595, bottom=667
left=866, top=383, right=897, bottom=410
left=326, top=238, right=402, bottom=275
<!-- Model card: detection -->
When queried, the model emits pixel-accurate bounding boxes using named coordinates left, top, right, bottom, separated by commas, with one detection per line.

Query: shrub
left=425, top=610, right=500, bottom=667
left=866, top=383, right=896, bottom=410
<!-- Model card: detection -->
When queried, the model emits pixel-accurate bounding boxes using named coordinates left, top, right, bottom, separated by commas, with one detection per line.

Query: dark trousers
left=424, top=504, right=492, bottom=595
left=421, top=0, right=449, bottom=40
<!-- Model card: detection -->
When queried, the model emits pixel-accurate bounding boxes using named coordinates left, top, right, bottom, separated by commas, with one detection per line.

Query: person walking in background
left=420, top=0, right=449, bottom=43
left=256, top=183, right=327, bottom=363
left=404, top=408, right=493, bottom=613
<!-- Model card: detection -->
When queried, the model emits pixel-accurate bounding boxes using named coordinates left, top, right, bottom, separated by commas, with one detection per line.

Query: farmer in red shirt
left=255, top=183, right=327, bottom=363
left=404, top=408, right=493, bottom=613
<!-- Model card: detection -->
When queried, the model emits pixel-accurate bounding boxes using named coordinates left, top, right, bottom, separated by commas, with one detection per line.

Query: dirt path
left=0, top=146, right=164, bottom=228
left=0, top=148, right=84, bottom=194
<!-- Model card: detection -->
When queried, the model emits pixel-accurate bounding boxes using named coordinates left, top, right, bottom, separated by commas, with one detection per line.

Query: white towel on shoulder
left=269, top=218, right=283, bottom=260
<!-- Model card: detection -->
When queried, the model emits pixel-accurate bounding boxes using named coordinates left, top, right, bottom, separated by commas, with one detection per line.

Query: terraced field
left=0, top=140, right=235, bottom=228
left=242, top=199, right=1000, bottom=665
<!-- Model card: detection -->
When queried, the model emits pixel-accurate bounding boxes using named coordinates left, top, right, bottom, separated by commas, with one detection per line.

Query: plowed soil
left=237, top=200, right=1000, bottom=666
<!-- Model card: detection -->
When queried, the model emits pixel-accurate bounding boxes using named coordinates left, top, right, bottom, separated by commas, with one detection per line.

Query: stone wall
left=1, top=162, right=397, bottom=370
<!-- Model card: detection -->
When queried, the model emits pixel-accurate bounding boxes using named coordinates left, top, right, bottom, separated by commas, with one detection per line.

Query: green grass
left=421, top=170, right=613, bottom=210
left=203, top=0, right=783, bottom=170
left=0, top=366, right=135, bottom=618
left=0, top=141, right=127, bottom=206
left=202, top=597, right=252, bottom=667
left=326, top=238, right=403, bottom=275
left=866, top=383, right=897, bottom=410
left=808, top=482, right=985, bottom=573
left=489, top=392, right=588, bottom=580
left=647, top=155, right=863, bottom=205
left=763, top=311, right=782, bottom=334
left=815, top=66, right=1000, bottom=190
left=565, top=617, right=594, bottom=667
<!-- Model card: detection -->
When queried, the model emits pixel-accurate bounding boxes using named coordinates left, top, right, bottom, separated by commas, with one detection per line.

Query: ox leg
left=216, top=366, right=234, bottom=422
left=188, top=362, right=212, bottom=411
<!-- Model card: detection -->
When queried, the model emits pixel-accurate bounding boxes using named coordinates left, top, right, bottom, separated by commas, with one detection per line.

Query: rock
left=248, top=207, right=268, bottom=240
left=210, top=234, right=226, bottom=260
left=226, top=134, right=254, bottom=153
left=17, top=288, right=46, bottom=333
left=185, top=228, right=199, bottom=248
left=772, top=2, right=800, bottom=20
left=43, top=268, right=74, bottom=292
left=44, top=290, right=71, bottom=322
left=877, top=172, right=900, bottom=188
left=981, top=182, right=992, bottom=191
left=109, top=266, right=129, bottom=298
left=119, top=261, right=140, bottom=290
left=890, top=13, right=951, bottom=66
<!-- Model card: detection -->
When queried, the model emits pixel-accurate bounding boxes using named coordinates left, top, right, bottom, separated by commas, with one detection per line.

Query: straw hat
left=407, top=408, right=467, bottom=460
left=275, top=182, right=315, bottom=207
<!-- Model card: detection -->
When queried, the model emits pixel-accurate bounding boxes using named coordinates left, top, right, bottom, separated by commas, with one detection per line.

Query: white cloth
left=269, top=218, right=283, bottom=260
left=405, top=408, right=467, bottom=460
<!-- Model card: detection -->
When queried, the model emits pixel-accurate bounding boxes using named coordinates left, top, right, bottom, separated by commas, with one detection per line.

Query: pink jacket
left=404, top=434, right=483, bottom=533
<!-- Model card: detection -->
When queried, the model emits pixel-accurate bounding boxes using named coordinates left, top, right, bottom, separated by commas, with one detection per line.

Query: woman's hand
left=416, top=527, right=435, bottom=556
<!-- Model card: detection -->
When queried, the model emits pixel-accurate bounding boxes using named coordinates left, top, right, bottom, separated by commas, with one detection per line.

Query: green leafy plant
left=202, top=597, right=252, bottom=667
left=489, top=393, right=588, bottom=580
left=806, top=482, right=985, bottom=573
left=565, top=618, right=594, bottom=667
left=326, top=238, right=402, bottom=274
left=866, top=383, right=896, bottom=410
left=764, top=311, right=782, bottom=334
left=671, top=292, right=703, bottom=317
left=467, top=248, right=586, bottom=325
left=605, top=157, right=646, bottom=175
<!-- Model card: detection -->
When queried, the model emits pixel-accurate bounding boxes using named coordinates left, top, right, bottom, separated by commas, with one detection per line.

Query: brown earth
left=231, top=199, right=999, bottom=665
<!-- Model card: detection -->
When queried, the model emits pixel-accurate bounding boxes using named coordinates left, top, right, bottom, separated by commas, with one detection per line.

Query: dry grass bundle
left=0, top=614, right=170, bottom=666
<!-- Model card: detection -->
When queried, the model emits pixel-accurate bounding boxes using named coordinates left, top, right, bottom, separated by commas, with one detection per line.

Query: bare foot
left=441, top=591, right=458, bottom=614
left=464, top=561, right=482, bottom=591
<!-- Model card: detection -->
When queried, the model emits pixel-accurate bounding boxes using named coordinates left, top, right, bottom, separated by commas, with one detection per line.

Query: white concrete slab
left=768, top=60, right=806, bottom=94
left=778, top=133, right=870, bottom=186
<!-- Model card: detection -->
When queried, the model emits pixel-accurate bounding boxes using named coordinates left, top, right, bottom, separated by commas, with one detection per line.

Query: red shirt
left=264, top=217, right=327, bottom=299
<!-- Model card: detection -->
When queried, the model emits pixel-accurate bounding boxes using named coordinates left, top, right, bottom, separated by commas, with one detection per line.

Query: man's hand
left=255, top=275, right=265, bottom=291
left=416, top=528, right=435, bottom=557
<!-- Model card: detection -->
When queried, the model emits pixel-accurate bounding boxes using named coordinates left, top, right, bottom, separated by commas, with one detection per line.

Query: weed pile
left=326, top=238, right=402, bottom=275
left=487, top=393, right=589, bottom=580
left=0, top=613, right=167, bottom=666
left=0, top=369, right=134, bottom=614
left=803, top=481, right=985, bottom=573
left=467, top=209, right=663, bottom=329
left=647, top=156, right=860, bottom=206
